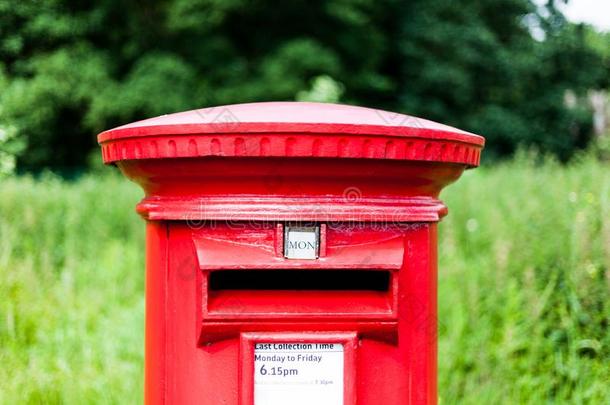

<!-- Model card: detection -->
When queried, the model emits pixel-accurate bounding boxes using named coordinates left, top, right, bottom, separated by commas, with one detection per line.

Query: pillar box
left=98, top=102, right=484, bottom=405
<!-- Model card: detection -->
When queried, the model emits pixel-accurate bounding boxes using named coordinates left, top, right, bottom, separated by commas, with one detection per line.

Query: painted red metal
left=98, top=102, right=484, bottom=405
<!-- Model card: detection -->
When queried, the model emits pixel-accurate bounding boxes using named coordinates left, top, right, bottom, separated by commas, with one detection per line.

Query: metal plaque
left=254, top=342, right=343, bottom=405
left=284, top=226, right=319, bottom=260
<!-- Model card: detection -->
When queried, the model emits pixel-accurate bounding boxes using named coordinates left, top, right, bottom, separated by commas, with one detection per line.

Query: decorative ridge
left=135, top=195, right=449, bottom=223
left=100, top=133, right=482, bottom=167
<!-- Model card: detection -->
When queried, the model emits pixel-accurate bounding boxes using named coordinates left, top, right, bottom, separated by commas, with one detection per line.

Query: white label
left=254, top=342, right=343, bottom=405
left=284, top=227, right=318, bottom=259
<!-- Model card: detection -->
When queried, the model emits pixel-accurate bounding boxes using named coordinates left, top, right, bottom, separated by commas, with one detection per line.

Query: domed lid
left=98, top=102, right=484, bottom=166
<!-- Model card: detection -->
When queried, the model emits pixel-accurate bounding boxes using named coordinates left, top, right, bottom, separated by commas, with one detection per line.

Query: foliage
left=0, top=0, right=608, bottom=170
left=296, top=75, right=345, bottom=103
left=0, top=66, right=25, bottom=176
left=584, top=27, right=610, bottom=89
left=0, top=123, right=23, bottom=176
left=397, top=0, right=606, bottom=160
left=0, top=156, right=608, bottom=403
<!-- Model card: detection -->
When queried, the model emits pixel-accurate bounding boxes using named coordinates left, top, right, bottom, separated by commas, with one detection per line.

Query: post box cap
left=98, top=102, right=484, bottom=166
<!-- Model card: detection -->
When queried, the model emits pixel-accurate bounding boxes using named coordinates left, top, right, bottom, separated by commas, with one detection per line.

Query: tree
left=0, top=0, right=607, bottom=170
left=397, top=0, right=605, bottom=160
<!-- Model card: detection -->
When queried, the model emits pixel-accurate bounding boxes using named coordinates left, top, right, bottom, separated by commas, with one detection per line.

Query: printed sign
left=254, top=342, right=343, bottom=405
left=284, top=226, right=319, bottom=259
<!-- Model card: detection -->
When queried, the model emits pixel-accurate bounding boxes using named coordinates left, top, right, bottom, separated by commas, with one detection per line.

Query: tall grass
left=439, top=153, right=610, bottom=404
left=0, top=171, right=145, bottom=404
left=0, top=156, right=608, bottom=403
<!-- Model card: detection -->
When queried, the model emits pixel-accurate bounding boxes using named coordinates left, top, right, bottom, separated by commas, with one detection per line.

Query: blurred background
left=0, top=0, right=608, bottom=403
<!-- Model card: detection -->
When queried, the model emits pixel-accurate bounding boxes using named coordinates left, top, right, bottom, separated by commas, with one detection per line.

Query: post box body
left=98, top=102, right=484, bottom=405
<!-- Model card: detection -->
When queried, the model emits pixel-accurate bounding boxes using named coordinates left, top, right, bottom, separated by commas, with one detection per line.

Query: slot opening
left=209, top=270, right=391, bottom=292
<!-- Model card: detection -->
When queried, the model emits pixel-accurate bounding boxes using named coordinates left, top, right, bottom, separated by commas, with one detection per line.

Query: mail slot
left=98, top=102, right=484, bottom=405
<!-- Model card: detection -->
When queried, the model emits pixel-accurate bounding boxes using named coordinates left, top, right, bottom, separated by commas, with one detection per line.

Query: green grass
left=0, top=155, right=609, bottom=404
left=0, top=171, right=145, bottom=404
left=439, top=153, right=610, bottom=404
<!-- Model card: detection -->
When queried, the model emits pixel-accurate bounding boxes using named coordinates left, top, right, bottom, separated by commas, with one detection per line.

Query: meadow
left=0, top=154, right=608, bottom=404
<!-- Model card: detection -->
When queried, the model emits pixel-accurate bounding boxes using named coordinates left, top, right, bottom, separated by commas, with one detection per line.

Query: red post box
left=98, top=102, right=484, bottom=405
